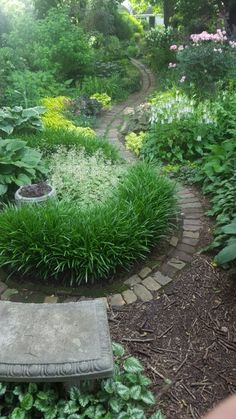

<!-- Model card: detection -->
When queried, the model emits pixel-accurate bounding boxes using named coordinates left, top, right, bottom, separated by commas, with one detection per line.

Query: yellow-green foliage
left=125, top=131, right=145, bottom=156
left=90, top=93, right=112, bottom=109
left=41, top=96, right=96, bottom=138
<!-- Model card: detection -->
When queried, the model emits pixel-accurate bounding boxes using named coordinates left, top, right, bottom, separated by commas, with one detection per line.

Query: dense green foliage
left=0, top=343, right=163, bottom=418
left=16, top=127, right=119, bottom=161
left=0, top=139, right=46, bottom=196
left=0, top=163, right=177, bottom=285
left=0, top=106, right=45, bottom=137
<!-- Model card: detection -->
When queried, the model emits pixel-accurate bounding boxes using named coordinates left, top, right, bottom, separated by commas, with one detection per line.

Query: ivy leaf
left=150, top=411, right=165, bottom=419
left=141, top=389, right=156, bottom=405
left=139, top=375, right=152, bottom=386
left=109, top=397, right=123, bottom=413
left=20, top=394, right=34, bottom=411
left=123, top=357, right=144, bottom=374
left=103, top=379, right=114, bottom=394
left=0, top=383, right=7, bottom=396
left=130, top=385, right=142, bottom=400
left=125, top=373, right=138, bottom=384
left=112, top=342, right=125, bottom=357
left=10, top=407, right=26, bottom=419
left=116, top=383, right=130, bottom=401
left=127, top=406, right=146, bottom=419
left=117, top=412, right=130, bottom=419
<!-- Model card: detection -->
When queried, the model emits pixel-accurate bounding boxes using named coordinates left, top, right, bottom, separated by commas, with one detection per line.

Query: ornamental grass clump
left=0, top=162, right=177, bottom=286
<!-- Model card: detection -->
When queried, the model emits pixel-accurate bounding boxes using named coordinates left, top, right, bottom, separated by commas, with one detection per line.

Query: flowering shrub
left=174, top=30, right=236, bottom=94
left=141, top=90, right=218, bottom=163
left=125, top=131, right=145, bottom=156
left=49, top=147, right=127, bottom=206
left=143, top=27, right=177, bottom=71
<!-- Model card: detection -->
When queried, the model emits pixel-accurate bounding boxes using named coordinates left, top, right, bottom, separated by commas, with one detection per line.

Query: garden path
left=0, top=60, right=204, bottom=306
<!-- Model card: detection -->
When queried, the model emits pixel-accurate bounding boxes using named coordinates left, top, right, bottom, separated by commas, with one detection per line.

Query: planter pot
left=15, top=183, right=56, bottom=206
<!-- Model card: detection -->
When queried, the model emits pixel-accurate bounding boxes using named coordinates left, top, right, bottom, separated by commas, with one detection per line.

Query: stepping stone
left=172, top=250, right=193, bottom=263
left=181, top=202, right=202, bottom=209
left=0, top=300, right=113, bottom=383
left=139, top=267, right=152, bottom=279
left=183, top=231, right=199, bottom=239
left=109, top=293, right=125, bottom=306
left=177, top=243, right=196, bottom=254
left=133, top=284, right=153, bottom=302
left=1, top=288, right=18, bottom=301
left=183, top=224, right=200, bottom=232
left=152, top=271, right=172, bottom=286
left=124, top=274, right=141, bottom=286
left=169, top=236, right=179, bottom=247
left=142, top=277, right=161, bottom=291
left=44, top=295, right=58, bottom=304
left=122, top=290, right=137, bottom=304
left=167, top=258, right=186, bottom=270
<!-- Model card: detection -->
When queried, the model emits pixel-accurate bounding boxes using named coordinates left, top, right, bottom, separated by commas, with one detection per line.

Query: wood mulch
left=109, top=197, right=236, bottom=418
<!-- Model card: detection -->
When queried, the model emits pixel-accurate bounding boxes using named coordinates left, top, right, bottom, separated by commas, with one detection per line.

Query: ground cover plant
left=0, top=162, right=177, bottom=286
left=0, top=343, right=163, bottom=418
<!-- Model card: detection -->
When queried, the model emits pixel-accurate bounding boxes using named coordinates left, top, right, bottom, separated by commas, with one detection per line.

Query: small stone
left=133, top=284, right=153, bottom=302
left=152, top=271, right=172, bottom=286
left=124, top=274, right=141, bottom=286
left=183, top=231, right=199, bottom=239
left=221, top=326, right=228, bottom=333
left=184, top=219, right=202, bottom=226
left=181, top=202, right=202, bottom=209
left=172, top=250, right=192, bottom=263
left=185, top=214, right=202, bottom=220
left=1, top=288, right=18, bottom=301
left=179, top=193, right=195, bottom=199
left=44, top=295, right=58, bottom=304
left=183, top=224, right=200, bottom=232
left=167, top=258, right=186, bottom=270
left=179, top=197, right=199, bottom=204
left=0, top=281, right=7, bottom=296
left=169, top=236, right=178, bottom=247
left=182, top=237, right=199, bottom=246
left=109, top=294, right=125, bottom=306
left=142, top=277, right=162, bottom=291
left=177, top=243, right=196, bottom=254
left=122, top=290, right=137, bottom=304
left=139, top=267, right=152, bottom=279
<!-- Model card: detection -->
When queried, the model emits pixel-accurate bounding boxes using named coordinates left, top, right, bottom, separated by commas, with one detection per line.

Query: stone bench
left=0, top=299, right=113, bottom=384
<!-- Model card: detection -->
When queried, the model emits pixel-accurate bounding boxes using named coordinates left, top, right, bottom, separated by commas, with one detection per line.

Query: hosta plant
left=0, top=138, right=47, bottom=196
left=0, top=343, right=163, bottom=418
left=215, top=218, right=236, bottom=266
left=0, top=106, right=45, bottom=137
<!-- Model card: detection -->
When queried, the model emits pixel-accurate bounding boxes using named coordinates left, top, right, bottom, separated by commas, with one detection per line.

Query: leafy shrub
left=143, top=27, right=177, bottom=71
left=195, top=139, right=236, bottom=252
left=0, top=343, right=162, bottom=418
left=6, top=9, right=94, bottom=79
left=68, top=94, right=102, bottom=117
left=5, top=70, right=64, bottom=108
left=0, top=106, right=45, bottom=137
left=0, top=162, right=177, bottom=285
left=215, top=218, right=236, bottom=266
left=176, top=32, right=236, bottom=94
left=41, top=96, right=97, bottom=137
left=49, top=148, right=127, bottom=206
left=114, top=11, right=143, bottom=40
left=141, top=91, right=217, bottom=163
left=0, top=138, right=47, bottom=196
left=91, top=93, right=112, bottom=109
left=125, top=131, right=145, bottom=156
left=18, top=127, right=119, bottom=161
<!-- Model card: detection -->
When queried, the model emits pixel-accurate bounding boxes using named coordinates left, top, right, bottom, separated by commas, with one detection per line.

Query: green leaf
left=150, top=411, right=165, bottom=419
left=139, top=375, right=152, bottom=386
left=112, top=342, right=125, bottom=357
left=109, top=397, right=123, bottom=413
left=28, top=383, right=38, bottom=394
left=0, top=383, right=7, bottom=396
left=0, top=184, right=8, bottom=196
left=141, top=389, right=156, bottom=405
left=115, top=383, right=130, bottom=401
left=123, top=357, right=144, bottom=374
left=10, top=408, right=26, bottom=419
left=103, top=379, right=114, bottom=394
left=127, top=407, right=146, bottom=419
left=215, top=243, right=236, bottom=265
left=125, top=373, right=138, bottom=384
left=20, top=393, right=34, bottom=411
left=130, top=385, right=142, bottom=400
left=222, top=221, right=236, bottom=234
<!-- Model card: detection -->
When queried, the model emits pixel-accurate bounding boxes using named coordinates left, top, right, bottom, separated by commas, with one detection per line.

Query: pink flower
left=170, top=45, right=178, bottom=51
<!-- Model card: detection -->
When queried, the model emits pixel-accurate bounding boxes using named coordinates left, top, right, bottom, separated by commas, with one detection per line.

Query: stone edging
left=0, top=61, right=203, bottom=306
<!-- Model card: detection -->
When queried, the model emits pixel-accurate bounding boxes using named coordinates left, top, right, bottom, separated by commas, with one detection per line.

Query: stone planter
left=15, top=183, right=56, bottom=206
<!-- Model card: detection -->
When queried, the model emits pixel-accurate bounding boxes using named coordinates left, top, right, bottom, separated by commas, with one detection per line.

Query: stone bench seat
left=0, top=300, right=113, bottom=383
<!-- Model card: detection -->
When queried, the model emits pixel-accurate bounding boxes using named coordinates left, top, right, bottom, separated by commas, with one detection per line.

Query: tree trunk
left=163, top=0, right=174, bottom=27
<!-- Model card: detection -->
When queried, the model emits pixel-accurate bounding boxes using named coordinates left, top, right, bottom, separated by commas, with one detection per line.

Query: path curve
left=0, top=61, right=203, bottom=306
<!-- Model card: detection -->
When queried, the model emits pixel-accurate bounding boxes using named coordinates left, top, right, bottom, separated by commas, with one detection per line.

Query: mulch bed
left=109, top=199, right=236, bottom=418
